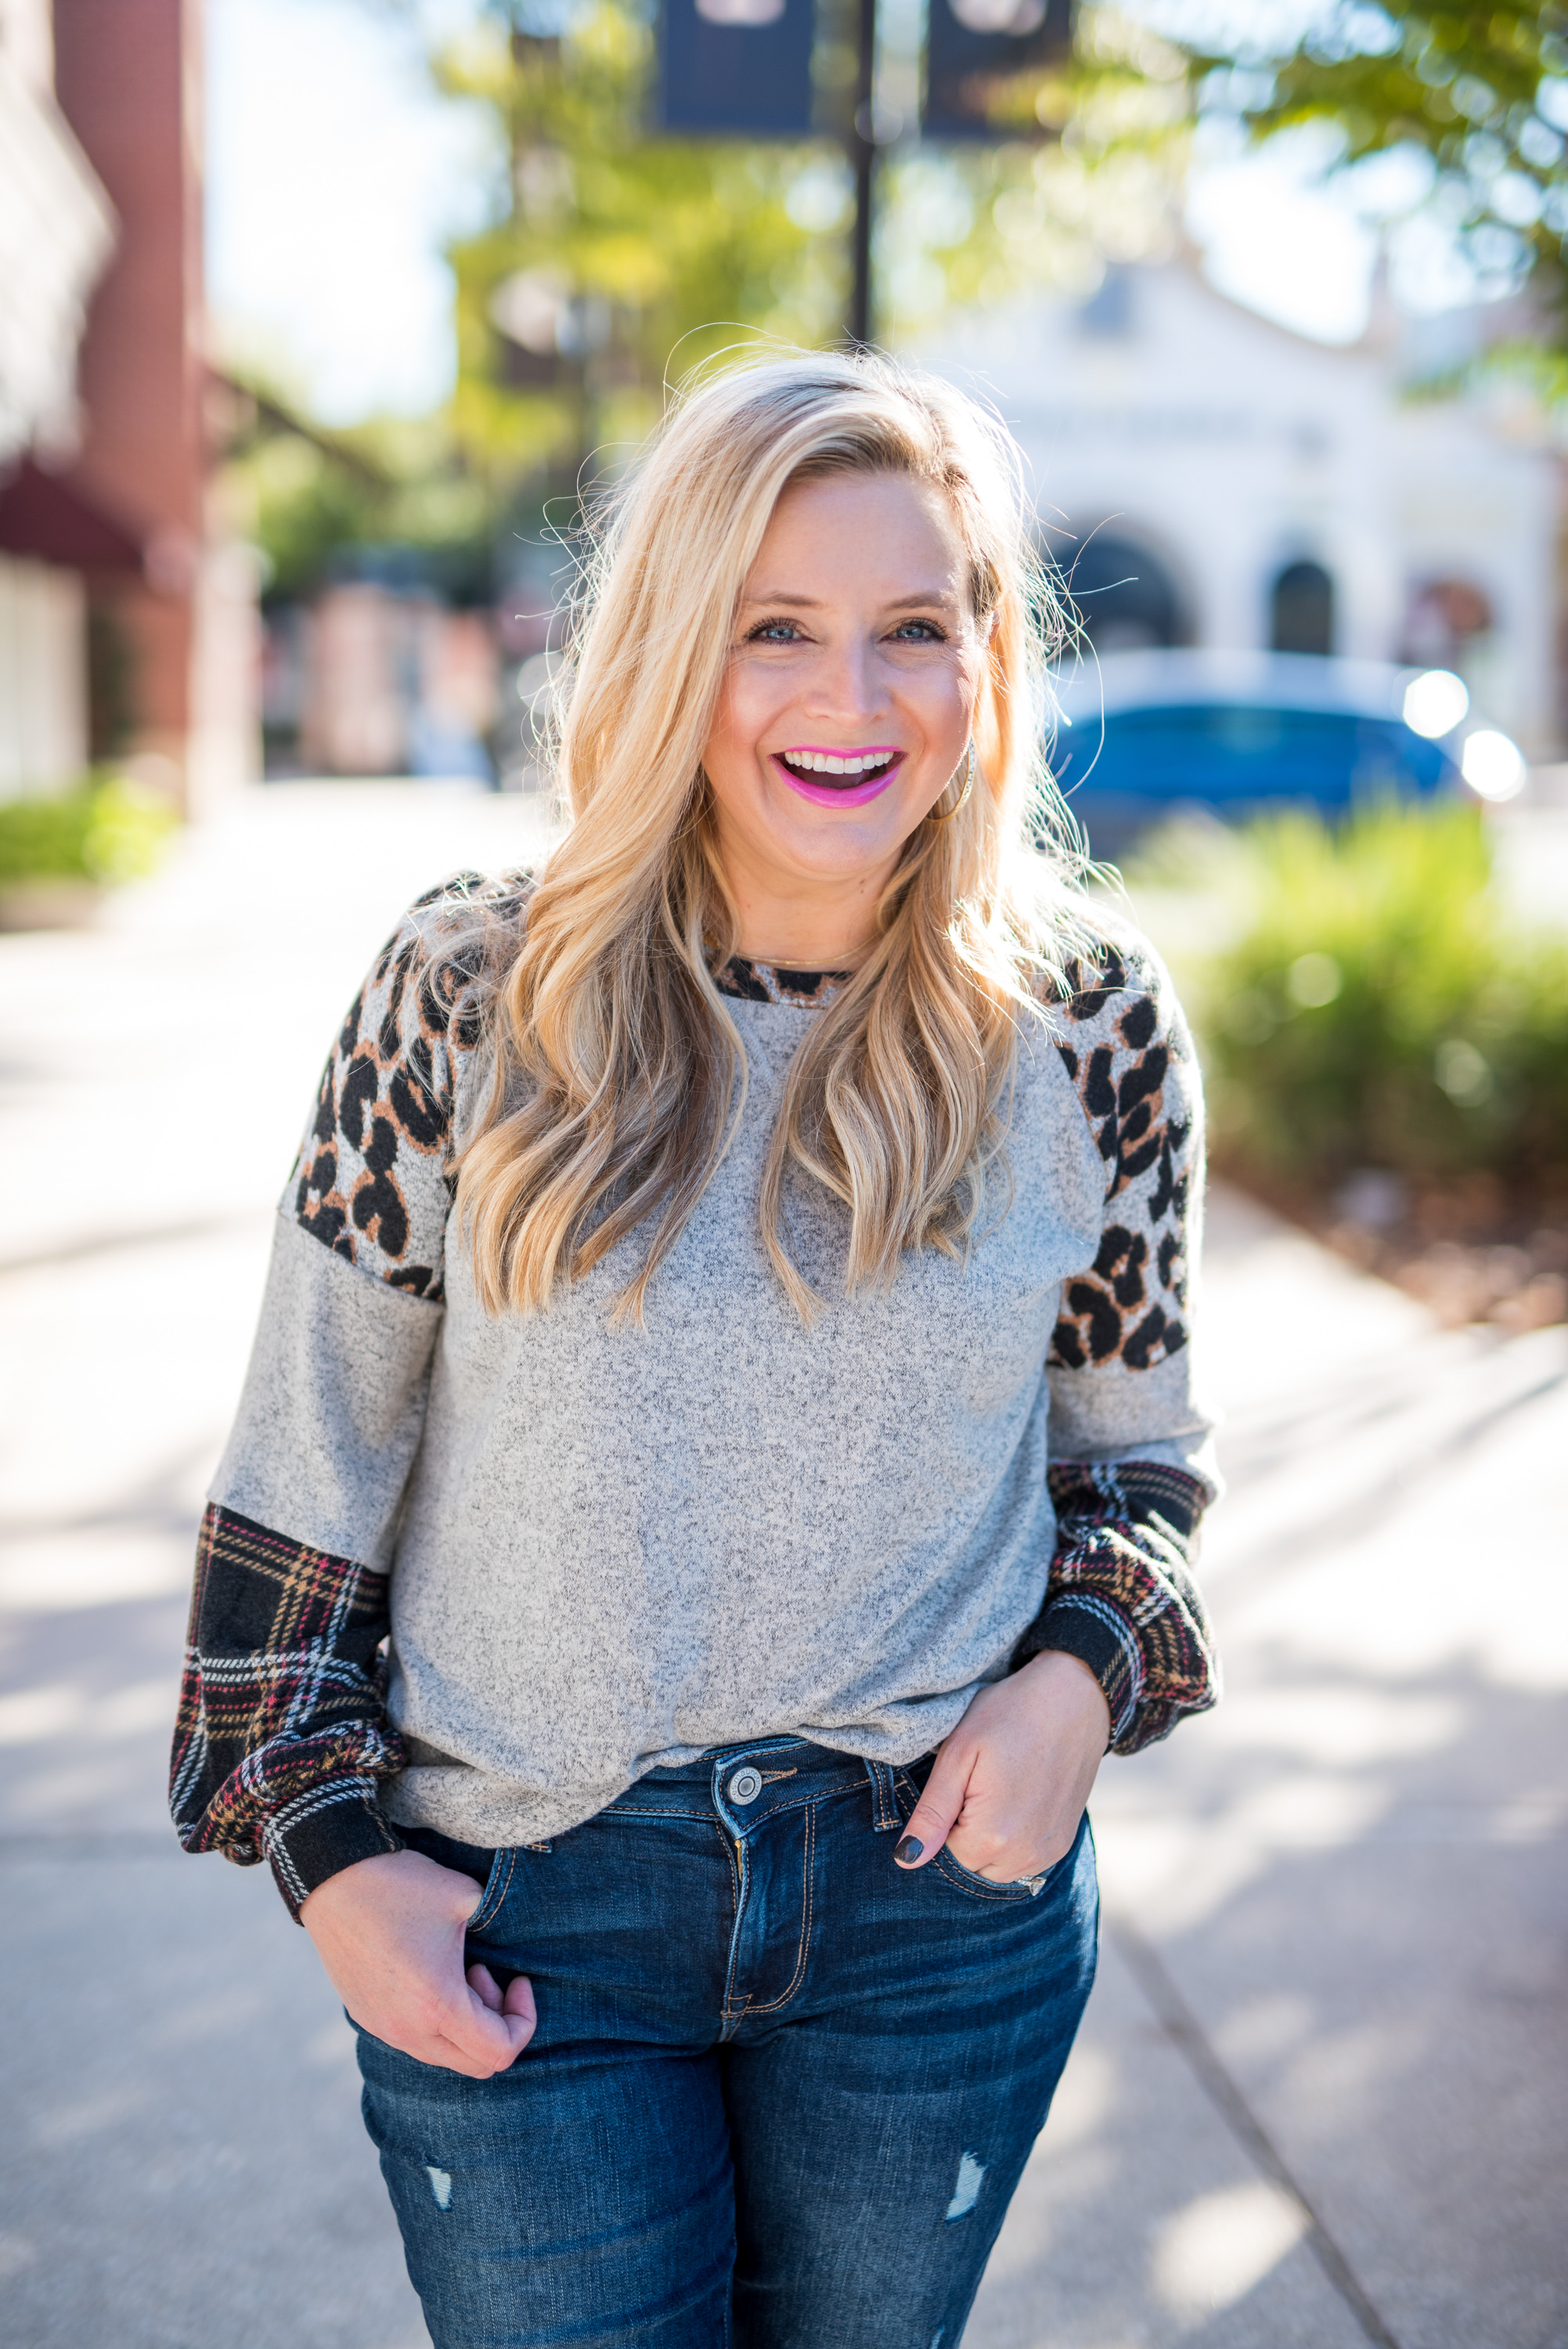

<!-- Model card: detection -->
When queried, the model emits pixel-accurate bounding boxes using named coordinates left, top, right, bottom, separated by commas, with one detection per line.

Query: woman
left=171, top=352, right=1219, bottom=2349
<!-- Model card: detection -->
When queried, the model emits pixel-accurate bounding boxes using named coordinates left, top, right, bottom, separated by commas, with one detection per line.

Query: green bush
left=0, top=776, right=177, bottom=889
left=1126, top=801, right=1568, bottom=1189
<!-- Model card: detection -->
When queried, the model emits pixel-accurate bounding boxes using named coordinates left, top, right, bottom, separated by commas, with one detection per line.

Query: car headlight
left=1461, top=729, right=1526, bottom=801
left=1403, top=669, right=1469, bottom=738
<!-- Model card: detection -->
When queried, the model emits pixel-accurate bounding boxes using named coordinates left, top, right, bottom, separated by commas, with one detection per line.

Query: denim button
left=727, top=1766, right=763, bottom=1806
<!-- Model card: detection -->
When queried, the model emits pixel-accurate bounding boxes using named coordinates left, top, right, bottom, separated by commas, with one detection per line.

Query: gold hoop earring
left=927, top=738, right=975, bottom=824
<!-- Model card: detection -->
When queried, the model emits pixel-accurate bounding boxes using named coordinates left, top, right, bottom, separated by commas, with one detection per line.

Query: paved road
left=2, top=784, right=1564, bottom=2348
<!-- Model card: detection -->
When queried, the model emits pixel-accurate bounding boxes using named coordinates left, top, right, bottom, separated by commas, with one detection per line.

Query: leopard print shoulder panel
left=1047, top=936, right=1200, bottom=1375
left=713, top=957, right=849, bottom=1006
left=289, top=875, right=528, bottom=1302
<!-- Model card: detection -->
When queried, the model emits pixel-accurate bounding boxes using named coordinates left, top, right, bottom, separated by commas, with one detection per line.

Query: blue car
left=1047, top=649, right=1523, bottom=855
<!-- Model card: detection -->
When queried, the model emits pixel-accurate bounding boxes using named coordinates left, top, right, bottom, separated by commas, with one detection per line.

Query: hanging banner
left=658, top=0, right=816, bottom=136
left=924, top=0, right=1073, bottom=140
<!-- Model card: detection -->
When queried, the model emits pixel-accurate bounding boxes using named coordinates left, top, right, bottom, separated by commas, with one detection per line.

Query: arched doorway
left=1065, top=532, right=1186, bottom=651
left=1271, top=559, right=1335, bottom=656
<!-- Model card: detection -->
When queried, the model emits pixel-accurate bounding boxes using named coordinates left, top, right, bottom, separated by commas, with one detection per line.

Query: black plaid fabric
left=169, top=1505, right=409, bottom=1921
left=1013, top=1460, right=1219, bottom=1753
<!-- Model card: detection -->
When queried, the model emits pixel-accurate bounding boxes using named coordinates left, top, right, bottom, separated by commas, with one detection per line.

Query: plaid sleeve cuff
left=1013, top=1460, right=1220, bottom=1755
left=171, top=1505, right=410, bottom=1921
left=261, top=1772, right=406, bottom=1922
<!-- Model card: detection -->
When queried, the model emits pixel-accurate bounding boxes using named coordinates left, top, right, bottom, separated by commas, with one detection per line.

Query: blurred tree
left=423, top=2, right=1199, bottom=478
left=1188, top=3, right=1568, bottom=374
left=351, top=2, right=1568, bottom=429
left=875, top=6, right=1193, bottom=339
left=218, top=0, right=1194, bottom=605
left=432, top=1, right=849, bottom=496
left=214, top=377, right=496, bottom=604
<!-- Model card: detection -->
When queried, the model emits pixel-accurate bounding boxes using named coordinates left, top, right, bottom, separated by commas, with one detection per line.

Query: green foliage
left=0, top=778, right=178, bottom=889
left=287, top=5, right=1202, bottom=489
left=204, top=4, right=1253, bottom=596
left=1129, top=800, right=1568, bottom=1186
left=438, top=5, right=844, bottom=485
left=239, top=435, right=383, bottom=601
left=221, top=399, right=500, bottom=604
left=876, top=12, right=1193, bottom=334
left=436, top=3, right=1201, bottom=464
left=1192, top=2, right=1568, bottom=354
left=950, top=10, right=1195, bottom=287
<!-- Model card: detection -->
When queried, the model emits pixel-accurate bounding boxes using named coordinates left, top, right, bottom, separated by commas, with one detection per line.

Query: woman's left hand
left=893, top=1650, right=1112, bottom=1883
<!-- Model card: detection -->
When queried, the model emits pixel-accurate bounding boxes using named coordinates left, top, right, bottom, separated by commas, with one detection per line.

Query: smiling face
left=700, top=469, right=988, bottom=966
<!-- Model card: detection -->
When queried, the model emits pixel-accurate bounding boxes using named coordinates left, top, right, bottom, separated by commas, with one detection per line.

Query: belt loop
left=863, top=1757, right=901, bottom=1832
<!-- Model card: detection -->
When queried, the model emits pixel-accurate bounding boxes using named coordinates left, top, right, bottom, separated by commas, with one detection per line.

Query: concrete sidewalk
left=2, top=785, right=1564, bottom=2348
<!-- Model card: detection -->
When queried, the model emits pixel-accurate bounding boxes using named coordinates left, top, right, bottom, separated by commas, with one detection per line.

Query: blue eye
left=892, top=619, right=945, bottom=641
left=748, top=618, right=803, bottom=643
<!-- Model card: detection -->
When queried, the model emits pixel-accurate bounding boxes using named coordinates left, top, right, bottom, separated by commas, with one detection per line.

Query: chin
left=770, top=812, right=907, bottom=875
left=766, top=785, right=921, bottom=856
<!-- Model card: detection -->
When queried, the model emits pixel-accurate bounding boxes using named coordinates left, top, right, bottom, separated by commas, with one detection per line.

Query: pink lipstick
left=770, top=746, right=904, bottom=809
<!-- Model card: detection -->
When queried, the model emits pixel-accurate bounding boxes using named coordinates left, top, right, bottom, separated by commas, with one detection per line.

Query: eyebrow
left=740, top=589, right=963, bottom=612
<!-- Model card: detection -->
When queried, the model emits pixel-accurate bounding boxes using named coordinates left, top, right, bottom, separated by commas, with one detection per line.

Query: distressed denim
left=356, top=1736, right=1099, bottom=2349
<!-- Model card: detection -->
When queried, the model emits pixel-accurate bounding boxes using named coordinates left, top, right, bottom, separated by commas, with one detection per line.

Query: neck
left=720, top=865, right=889, bottom=974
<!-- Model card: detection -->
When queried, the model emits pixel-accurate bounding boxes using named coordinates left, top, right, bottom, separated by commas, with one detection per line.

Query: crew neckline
left=713, top=957, right=852, bottom=1009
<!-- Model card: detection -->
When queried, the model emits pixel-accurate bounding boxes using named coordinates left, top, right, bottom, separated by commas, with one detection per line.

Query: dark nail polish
left=894, top=1835, right=923, bottom=1865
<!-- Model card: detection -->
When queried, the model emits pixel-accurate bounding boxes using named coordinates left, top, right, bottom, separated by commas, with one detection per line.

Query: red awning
left=0, top=459, right=144, bottom=573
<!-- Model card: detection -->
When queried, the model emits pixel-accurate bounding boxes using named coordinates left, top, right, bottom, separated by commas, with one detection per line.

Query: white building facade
left=917, top=264, right=1562, bottom=758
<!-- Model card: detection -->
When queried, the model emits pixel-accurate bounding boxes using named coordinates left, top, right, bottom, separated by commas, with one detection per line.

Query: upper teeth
left=789, top=751, right=892, bottom=774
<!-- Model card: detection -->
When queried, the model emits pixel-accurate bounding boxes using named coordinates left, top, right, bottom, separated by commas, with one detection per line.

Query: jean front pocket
left=892, top=1764, right=1055, bottom=1903
left=464, top=1845, right=517, bottom=1935
left=929, top=1844, right=1052, bottom=1902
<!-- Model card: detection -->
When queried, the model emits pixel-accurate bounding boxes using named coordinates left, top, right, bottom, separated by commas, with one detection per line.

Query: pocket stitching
left=466, top=1844, right=516, bottom=1933
left=930, top=1848, right=1039, bottom=1901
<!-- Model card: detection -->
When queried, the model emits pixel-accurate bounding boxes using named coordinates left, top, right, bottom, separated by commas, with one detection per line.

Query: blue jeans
left=357, top=1736, right=1098, bottom=2349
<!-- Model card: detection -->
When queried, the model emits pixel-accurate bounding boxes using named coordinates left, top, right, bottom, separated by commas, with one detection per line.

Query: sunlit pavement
left=2, top=784, right=1564, bottom=2349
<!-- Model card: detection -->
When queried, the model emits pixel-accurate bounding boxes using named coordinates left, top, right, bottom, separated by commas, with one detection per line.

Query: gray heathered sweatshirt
left=207, top=896, right=1219, bottom=1854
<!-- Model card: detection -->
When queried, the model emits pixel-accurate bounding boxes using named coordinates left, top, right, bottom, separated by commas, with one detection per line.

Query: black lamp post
left=847, top=0, right=877, bottom=348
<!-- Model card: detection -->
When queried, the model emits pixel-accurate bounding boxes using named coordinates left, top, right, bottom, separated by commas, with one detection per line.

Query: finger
left=432, top=2037, right=506, bottom=2079
left=894, top=1743, right=974, bottom=1869
left=467, top=1962, right=504, bottom=2013
left=442, top=1997, right=531, bottom=2073
left=502, top=1973, right=538, bottom=2037
left=461, top=1972, right=538, bottom=2059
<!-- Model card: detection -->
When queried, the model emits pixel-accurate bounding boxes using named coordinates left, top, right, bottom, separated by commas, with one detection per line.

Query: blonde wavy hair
left=457, top=348, right=1092, bottom=1323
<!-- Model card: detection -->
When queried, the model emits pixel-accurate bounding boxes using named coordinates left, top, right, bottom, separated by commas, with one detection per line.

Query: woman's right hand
left=300, top=1849, right=537, bottom=2077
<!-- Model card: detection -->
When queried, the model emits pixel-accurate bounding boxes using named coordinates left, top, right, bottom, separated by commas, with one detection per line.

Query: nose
left=802, top=629, right=885, bottom=730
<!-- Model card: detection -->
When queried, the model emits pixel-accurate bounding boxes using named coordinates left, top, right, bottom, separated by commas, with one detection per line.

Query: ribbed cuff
left=260, top=1776, right=406, bottom=1924
left=1014, top=1593, right=1142, bottom=1748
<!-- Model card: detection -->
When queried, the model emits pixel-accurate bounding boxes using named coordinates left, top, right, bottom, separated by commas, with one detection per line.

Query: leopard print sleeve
left=288, top=876, right=519, bottom=1301
left=1018, top=932, right=1221, bottom=1754
left=1046, top=936, right=1199, bottom=1380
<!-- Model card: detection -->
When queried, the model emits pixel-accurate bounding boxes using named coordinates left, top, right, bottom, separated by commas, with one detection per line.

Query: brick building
left=0, top=0, right=257, bottom=810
